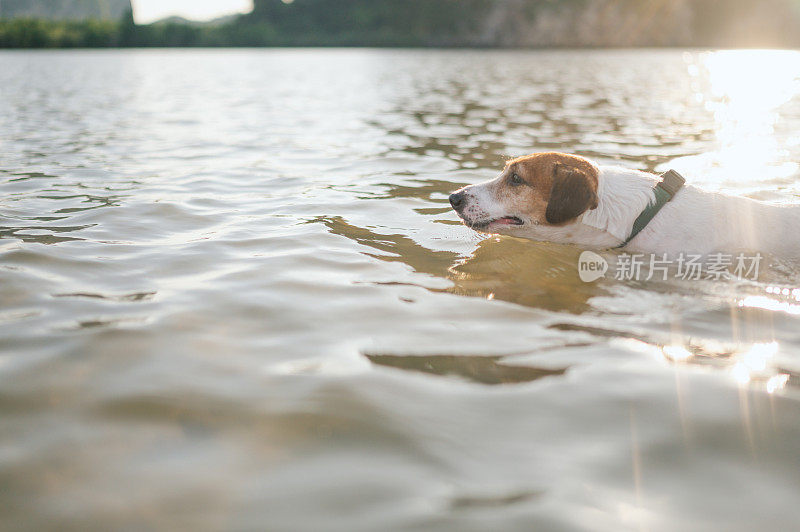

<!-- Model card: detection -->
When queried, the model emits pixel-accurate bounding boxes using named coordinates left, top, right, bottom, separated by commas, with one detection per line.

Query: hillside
left=240, top=0, right=800, bottom=48
left=0, top=0, right=132, bottom=20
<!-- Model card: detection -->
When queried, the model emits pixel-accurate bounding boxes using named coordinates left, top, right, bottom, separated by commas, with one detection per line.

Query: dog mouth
left=470, top=216, right=524, bottom=230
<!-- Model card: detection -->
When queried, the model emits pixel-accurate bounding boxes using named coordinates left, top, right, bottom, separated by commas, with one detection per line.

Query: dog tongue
left=495, top=217, right=519, bottom=225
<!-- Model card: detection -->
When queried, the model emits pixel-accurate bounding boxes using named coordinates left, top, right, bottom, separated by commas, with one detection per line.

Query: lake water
left=1, top=48, right=800, bottom=531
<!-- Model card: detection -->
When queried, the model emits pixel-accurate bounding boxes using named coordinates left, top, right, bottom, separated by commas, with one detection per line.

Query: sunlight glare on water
left=675, top=49, right=800, bottom=188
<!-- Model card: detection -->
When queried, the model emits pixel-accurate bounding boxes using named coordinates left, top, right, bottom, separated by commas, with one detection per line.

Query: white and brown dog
left=450, top=152, right=800, bottom=259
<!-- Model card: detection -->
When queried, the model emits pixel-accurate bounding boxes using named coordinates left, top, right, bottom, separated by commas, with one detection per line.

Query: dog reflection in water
left=316, top=215, right=601, bottom=314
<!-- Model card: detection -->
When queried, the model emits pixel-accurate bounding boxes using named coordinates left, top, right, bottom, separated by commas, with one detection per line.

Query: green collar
left=616, top=169, right=686, bottom=248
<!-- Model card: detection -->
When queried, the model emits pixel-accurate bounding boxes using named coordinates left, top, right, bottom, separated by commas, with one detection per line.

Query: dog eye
left=510, top=173, right=524, bottom=185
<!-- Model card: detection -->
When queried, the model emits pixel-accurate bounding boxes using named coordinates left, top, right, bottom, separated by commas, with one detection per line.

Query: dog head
left=449, top=152, right=599, bottom=240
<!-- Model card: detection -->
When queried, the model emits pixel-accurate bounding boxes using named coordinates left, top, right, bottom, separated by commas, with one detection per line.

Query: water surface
left=1, top=48, right=800, bottom=531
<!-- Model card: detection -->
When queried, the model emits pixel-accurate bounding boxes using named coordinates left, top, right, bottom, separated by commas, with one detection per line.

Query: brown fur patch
left=496, top=152, right=599, bottom=225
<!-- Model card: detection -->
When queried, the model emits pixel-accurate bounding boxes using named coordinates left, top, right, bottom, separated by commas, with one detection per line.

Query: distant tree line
left=0, top=0, right=131, bottom=21
left=1, top=0, right=799, bottom=48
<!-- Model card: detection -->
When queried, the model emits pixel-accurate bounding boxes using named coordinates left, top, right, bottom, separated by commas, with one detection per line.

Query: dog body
left=450, top=152, right=800, bottom=259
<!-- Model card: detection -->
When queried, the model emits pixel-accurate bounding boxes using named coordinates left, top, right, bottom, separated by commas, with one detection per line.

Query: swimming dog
left=449, top=152, right=800, bottom=259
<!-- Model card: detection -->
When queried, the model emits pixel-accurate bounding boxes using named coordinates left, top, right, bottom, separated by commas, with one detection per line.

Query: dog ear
left=545, top=163, right=599, bottom=225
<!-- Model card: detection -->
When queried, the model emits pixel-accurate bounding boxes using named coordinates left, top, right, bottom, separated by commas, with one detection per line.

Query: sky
left=132, top=0, right=254, bottom=24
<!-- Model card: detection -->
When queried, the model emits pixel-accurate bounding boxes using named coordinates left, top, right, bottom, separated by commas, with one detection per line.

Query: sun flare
left=679, top=50, right=800, bottom=186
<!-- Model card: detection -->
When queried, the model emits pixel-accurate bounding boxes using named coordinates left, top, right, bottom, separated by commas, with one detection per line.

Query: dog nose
left=449, top=191, right=466, bottom=210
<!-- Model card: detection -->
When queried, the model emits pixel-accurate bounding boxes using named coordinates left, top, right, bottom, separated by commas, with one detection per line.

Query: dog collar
left=616, top=169, right=685, bottom=248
